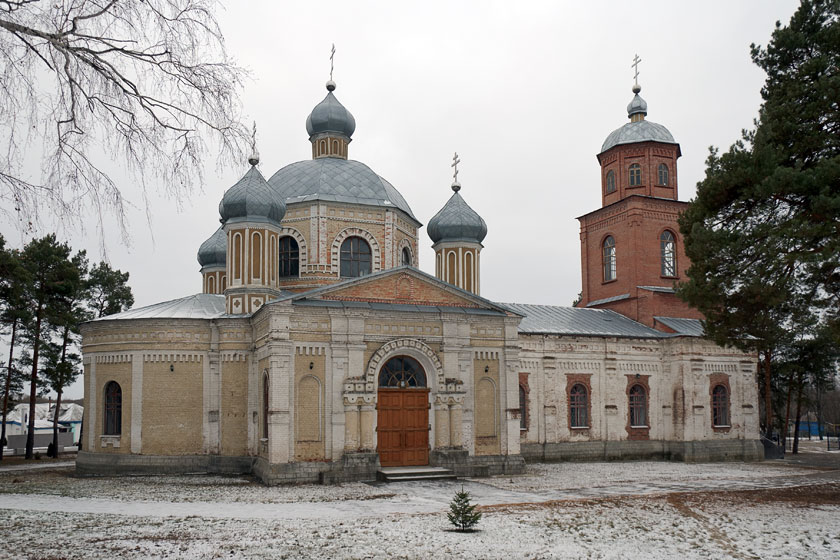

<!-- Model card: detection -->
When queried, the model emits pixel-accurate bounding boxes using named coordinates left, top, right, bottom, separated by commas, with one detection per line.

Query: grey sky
left=1, top=1, right=799, bottom=399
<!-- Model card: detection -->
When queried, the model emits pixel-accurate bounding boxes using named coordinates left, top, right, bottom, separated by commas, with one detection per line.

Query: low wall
left=75, top=451, right=255, bottom=476
left=520, top=439, right=764, bottom=463
left=5, top=432, right=74, bottom=453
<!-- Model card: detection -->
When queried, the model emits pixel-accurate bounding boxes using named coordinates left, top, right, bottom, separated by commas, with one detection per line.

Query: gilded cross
left=330, top=44, right=336, bottom=81
left=632, top=54, right=642, bottom=86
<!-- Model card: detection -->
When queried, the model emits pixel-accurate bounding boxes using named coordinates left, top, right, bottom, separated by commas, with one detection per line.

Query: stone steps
left=377, top=466, right=457, bottom=482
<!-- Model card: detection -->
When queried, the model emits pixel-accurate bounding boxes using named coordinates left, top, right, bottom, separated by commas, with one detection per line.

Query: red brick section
left=518, top=372, right=530, bottom=433
left=320, top=272, right=481, bottom=308
left=565, top=373, right=593, bottom=432
left=625, top=374, right=650, bottom=440
left=576, top=194, right=703, bottom=329
left=597, top=140, right=680, bottom=206
left=709, top=373, right=731, bottom=433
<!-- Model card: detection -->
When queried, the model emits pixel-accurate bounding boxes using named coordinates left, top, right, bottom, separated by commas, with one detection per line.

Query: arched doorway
left=376, top=356, right=429, bottom=466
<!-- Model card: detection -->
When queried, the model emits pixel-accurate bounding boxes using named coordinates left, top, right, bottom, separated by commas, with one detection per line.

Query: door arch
left=376, top=356, right=429, bottom=466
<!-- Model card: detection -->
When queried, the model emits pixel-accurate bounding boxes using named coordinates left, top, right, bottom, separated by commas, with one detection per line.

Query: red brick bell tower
left=576, top=82, right=702, bottom=330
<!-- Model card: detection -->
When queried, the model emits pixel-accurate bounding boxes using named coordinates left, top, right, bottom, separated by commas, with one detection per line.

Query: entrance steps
left=377, top=466, right=457, bottom=482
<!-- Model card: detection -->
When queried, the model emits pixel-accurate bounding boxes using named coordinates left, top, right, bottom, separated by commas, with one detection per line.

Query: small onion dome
left=427, top=187, right=487, bottom=244
left=219, top=165, right=286, bottom=226
left=197, top=226, right=226, bottom=268
left=627, top=84, right=647, bottom=118
left=305, top=82, right=356, bottom=140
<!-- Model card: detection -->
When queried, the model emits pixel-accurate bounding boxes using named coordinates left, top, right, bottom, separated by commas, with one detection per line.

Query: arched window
left=262, top=372, right=269, bottom=439
left=712, top=385, right=730, bottom=427
left=629, top=163, right=641, bottom=186
left=629, top=385, right=647, bottom=427
left=279, top=236, right=299, bottom=277
left=660, top=230, right=676, bottom=277
left=104, top=381, right=122, bottom=436
left=340, top=236, right=372, bottom=277
left=378, top=356, right=426, bottom=388
left=401, top=246, right=412, bottom=266
left=603, top=236, right=616, bottom=282
left=605, top=170, right=616, bottom=193
left=658, top=163, right=669, bottom=186
left=519, top=385, right=527, bottom=430
left=251, top=232, right=262, bottom=280
left=569, top=384, right=588, bottom=428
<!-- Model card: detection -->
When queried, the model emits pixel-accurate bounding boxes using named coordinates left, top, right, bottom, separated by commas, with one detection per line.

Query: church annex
left=78, top=77, right=763, bottom=484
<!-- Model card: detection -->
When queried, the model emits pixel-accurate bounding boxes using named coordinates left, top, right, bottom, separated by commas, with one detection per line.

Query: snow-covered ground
left=0, top=459, right=837, bottom=559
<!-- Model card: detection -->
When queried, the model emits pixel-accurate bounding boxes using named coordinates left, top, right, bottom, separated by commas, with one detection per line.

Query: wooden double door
left=377, top=388, right=430, bottom=467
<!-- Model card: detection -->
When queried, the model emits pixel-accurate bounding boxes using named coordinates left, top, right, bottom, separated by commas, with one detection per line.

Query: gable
left=316, top=271, right=486, bottom=309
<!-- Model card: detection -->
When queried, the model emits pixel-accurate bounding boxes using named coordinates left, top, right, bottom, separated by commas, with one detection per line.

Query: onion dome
left=600, top=85, right=678, bottom=154
left=197, top=226, right=226, bottom=268
left=427, top=183, right=487, bottom=245
left=305, top=81, right=356, bottom=140
left=219, top=161, right=286, bottom=226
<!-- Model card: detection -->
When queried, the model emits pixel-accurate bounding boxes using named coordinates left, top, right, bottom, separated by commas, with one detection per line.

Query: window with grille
left=712, top=385, right=730, bottom=427
left=606, top=170, right=616, bottom=193
left=104, top=381, right=122, bottom=436
left=603, top=236, right=616, bottom=282
left=660, top=230, right=676, bottom=277
left=378, top=356, right=426, bottom=388
left=569, top=384, right=588, bottom=428
left=658, top=163, right=669, bottom=186
left=279, top=236, right=299, bottom=277
left=629, top=163, right=641, bottom=186
left=629, top=385, right=647, bottom=427
left=340, top=236, right=372, bottom=277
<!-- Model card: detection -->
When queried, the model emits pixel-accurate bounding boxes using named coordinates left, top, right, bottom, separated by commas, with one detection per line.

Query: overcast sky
left=2, top=1, right=800, bottom=399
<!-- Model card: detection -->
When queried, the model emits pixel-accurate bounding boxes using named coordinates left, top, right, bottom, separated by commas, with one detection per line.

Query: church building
left=78, top=76, right=763, bottom=484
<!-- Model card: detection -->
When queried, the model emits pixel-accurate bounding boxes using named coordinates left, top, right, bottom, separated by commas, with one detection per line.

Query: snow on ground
left=0, top=460, right=838, bottom=559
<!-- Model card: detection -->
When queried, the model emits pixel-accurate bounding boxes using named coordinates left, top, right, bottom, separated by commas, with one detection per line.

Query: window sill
left=630, top=425, right=649, bottom=429
left=713, top=425, right=731, bottom=429
left=100, top=435, right=121, bottom=448
left=601, top=279, right=617, bottom=285
left=660, top=275, right=679, bottom=280
left=570, top=426, right=590, bottom=430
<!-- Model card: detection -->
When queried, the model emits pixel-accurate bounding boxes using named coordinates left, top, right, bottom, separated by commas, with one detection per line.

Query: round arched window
left=658, top=163, right=669, bottom=186
left=660, top=230, right=676, bottom=277
left=603, top=236, right=616, bottom=282
left=340, top=236, right=372, bottom=277
left=629, top=163, right=641, bottom=186
left=606, top=170, right=616, bottom=193
left=279, top=236, right=299, bottom=277
left=379, top=356, right=426, bottom=388
left=401, top=247, right=412, bottom=266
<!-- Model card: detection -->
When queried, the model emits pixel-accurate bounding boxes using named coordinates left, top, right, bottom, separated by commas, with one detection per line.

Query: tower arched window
left=712, top=385, right=730, bottom=427
left=660, top=230, right=676, bottom=277
left=629, top=385, right=647, bottom=427
left=340, top=236, right=372, bottom=277
left=104, top=381, right=122, bottom=436
left=606, top=170, right=616, bottom=193
left=602, top=236, right=616, bottom=282
left=658, top=163, right=669, bottom=186
left=279, top=236, right=299, bottom=277
left=401, top=247, right=412, bottom=266
left=629, top=163, right=641, bottom=186
left=569, top=384, right=588, bottom=428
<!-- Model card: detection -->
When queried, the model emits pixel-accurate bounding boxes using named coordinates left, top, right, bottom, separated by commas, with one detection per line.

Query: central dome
left=267, top=158, right=419, bottom=223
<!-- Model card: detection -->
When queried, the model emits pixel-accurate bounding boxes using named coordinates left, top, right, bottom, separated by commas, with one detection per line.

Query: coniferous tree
left=678, top=0, right=840, bottom=434
left=87, top=262, right=134, bottom=318
left=19, top=235, right=78, bottom=459
left=448, top=487, right=482, bottom=532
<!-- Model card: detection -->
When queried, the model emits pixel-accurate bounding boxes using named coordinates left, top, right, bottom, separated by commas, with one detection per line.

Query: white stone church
left=78, top=77, right=762, bottom=484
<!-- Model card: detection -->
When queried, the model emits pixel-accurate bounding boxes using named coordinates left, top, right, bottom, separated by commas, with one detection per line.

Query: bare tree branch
left=0, top=0, right=249, bottom=245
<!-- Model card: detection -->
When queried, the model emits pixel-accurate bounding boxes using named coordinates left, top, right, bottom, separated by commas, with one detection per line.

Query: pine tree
left=447, top=487, right=482, bottom=532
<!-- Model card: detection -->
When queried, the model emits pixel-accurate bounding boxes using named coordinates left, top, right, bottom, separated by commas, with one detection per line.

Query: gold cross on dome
left=451, top=152, right=460, bottom=183
left=632, top=54, right=642, bottom=86
left=330, top=44, right=336, bottom=81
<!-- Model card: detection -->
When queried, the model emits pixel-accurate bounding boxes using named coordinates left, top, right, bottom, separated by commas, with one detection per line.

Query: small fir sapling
left=447, top=486, right=482, bottom=531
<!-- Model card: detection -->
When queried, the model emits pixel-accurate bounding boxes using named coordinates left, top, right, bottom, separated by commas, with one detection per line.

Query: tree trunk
left=792, top=370, right=805, bottom=454
left=51, top=390, right=62, bottom=458
left=51, top=326, right=70, bottom=458
left=24, top=303, right=44, bottom=460
left=816, top=382, right=824, bottom=441
left=783, top=369, right=795, bottom=451
left=0, top=318, right=17, bottom=461
left=763, top=350, right=773, bottom=436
